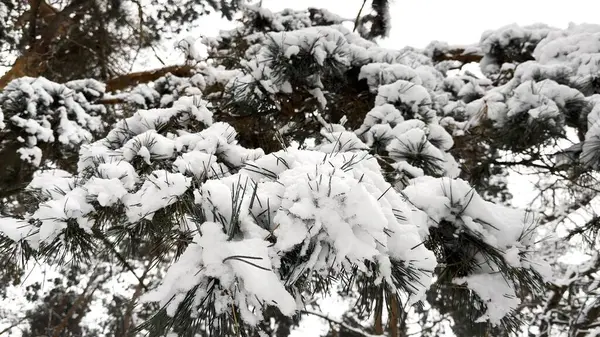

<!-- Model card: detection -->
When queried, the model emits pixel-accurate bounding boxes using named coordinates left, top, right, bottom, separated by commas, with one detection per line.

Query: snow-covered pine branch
left=0, top=77, right=107, bottom=202
left=1, top=79, right=545, bottom=337
left=5, top=5, right=600, bottom=337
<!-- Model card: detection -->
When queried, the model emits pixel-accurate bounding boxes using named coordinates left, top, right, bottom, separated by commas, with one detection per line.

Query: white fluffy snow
left=0, top=11, right=565, bottom=333
left=0, top=77, right=106, bottom=167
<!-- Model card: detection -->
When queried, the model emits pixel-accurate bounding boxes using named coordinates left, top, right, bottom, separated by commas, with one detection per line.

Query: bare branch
left=301, top=310, right=383, bottom=337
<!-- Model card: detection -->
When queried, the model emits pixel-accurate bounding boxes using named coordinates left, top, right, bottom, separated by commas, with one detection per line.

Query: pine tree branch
left=96, top=96, right=128, bottom=105
left=0, top=0, right=91, bottom=89
left=0, top=315, right=31, bottom=335
left=105, top=64, right=194, bottom=92
left=538, top=256, right=600, bottom=337
left=92, top=228, right=149, bottom=291
left=121, top=260, right=153, bottom=337
left=353, top=0, right=368, bottom=32
left=50, top=266, right=103, bottom=337
left=374, top=291, right=384, bottom=334
left=389, top=294, right=399, bottom=337
left=301, top=310, right=383, bottom=337
left=492, top=159, right=555, bottom=171
left=430, top=47, right=483, bottom=64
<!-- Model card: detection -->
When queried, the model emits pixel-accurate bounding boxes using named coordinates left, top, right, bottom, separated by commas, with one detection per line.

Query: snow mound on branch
left=22, top=93, right=262, bottom=248
left=126, top=73, right=207, bottom=109
left=459, top=78, right=583, bottom=133
left=123, top=170, right=191, bottom=222
left=145, top=149, right=437, bottom=325
left=355, top=103, right=458, bottom=179
left=534, top=24, right=600, bottom=66
left=453, top=273, right=520, bottom=325
left=0, top=217, right=36, bottom=243
left=141, top=221, right=297, bottom=326
left=375, top=80, right=433, bottom=116
left=479, top=23, right=556, bottom=75
left=359, top=63, right=422, bottom=92
left=0, top=77, right=107, bottom=167
left=27, top=169, right=75, bottom=199
left=241, top=5, right=346, bottom=33
left=403, top=176, right=548, bottom=324
left=404, top=176, right=527, bottom=247
left=225, top=24, right=439, bottom=109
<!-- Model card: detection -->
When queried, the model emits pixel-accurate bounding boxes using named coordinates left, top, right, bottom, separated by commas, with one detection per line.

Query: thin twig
left=353, top=0, right=368, bottom=32
left=301, top=309, right=382, bottom=337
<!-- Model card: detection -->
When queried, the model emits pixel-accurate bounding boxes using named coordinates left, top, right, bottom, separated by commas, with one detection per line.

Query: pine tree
left=0, top=0, right=243, bottom=86
left=1, top=4, right=599, bottom=337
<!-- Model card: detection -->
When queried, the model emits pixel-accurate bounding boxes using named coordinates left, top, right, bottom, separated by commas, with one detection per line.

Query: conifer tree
left=1, top=4, right=599, bottom=337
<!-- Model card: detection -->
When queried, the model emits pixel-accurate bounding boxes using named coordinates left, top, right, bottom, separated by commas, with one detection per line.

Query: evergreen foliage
left=1, top=4, right=600, bottom=337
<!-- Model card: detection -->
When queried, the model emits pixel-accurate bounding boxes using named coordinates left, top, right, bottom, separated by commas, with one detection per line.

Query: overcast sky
left=3, top=0, right=600, bottom=75
left=132, top=0, right=600, bottom=71
left=261, top=0, right=600, bottom=48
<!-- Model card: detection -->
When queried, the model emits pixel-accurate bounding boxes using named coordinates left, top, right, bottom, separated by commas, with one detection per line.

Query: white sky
left=3, top=0, right=600, bottom=74
left=139, top=0, right=600, bottom=73
left=261, top=0, right=600, bottom=48
left=173, top=0, right=600, bottom=48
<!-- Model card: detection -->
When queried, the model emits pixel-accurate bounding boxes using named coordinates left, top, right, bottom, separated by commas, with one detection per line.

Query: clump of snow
left=27, top=169, right=75, bottom=199
left=0, top=76, right=107, bottom=167
left=403, top=176, right=548, bottom=322
left=355, top=103, right=458, bottom=179
left=454, top=273, right=520, bottom=325
left=126, top=73, right=207, bottom=109
left=375, top=80, right=433, bottom=118
left=240, top=5, right=346, bottom=33
left=404, top=176, right=530, bottom=247
left=142, top=221, right=297, bottom=325
left=143, top=148, right=438, bottom=324
left=0, top=217, right=36, bottom=243
left=458, top=77, right=583, bottom=135
left=124, top=170, right=191, bottom=222
left=359, top=63, right=422, bottom=92
left=479, top=23, right=556, bottom=76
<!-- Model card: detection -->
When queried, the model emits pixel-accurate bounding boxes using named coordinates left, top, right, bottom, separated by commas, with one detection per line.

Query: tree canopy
left=1, top=3, right=600, bottom=337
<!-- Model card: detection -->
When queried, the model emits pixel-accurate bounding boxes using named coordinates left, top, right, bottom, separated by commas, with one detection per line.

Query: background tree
left=0, top=0, right=243, bottom=86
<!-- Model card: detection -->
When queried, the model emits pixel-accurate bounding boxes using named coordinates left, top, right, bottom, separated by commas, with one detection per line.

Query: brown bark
left=15, top=0, right=59, bottom=28
left=0, top=52, right=44, bottom=89
left=373, top=291, right=384, bottom=334
left=91, top=65, right=196, bottom=105
left=431, top=48, right=483, bottom=65
left=0, top=0, right=89, bottom=89
left=388, top=294, right=399, bottom=337
left=105, top=64, right=194, bottom=92
left=51, top=269, right=101, bottom=337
